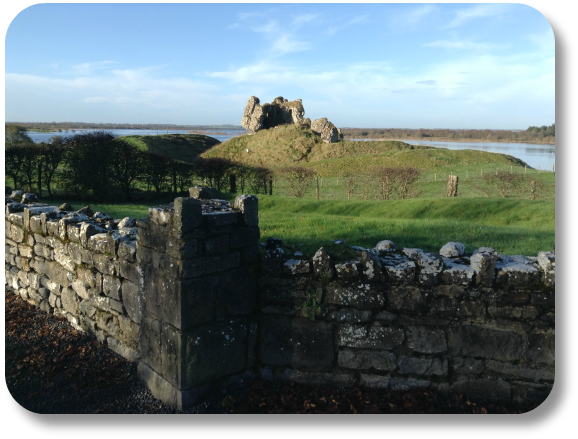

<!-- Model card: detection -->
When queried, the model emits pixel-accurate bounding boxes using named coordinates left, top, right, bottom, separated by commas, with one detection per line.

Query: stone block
left=389, top=377, right=431, bottom=391
left=202, top=211, right=238, bottom=228
left=416, top=252, right=443, bottom=286
left=441, top=262, right=475, bottom=286
left=61, top=287, right=80, bottom=314
left=139, top=314, right=162, bottom=374
left=233, top=194, right=259, bottom=226
left=397, top=356, right=448, bottom=376
left=260, top=315, right=334, bottom=368
left=359, top=251, right=385, bottom=281
left=407, top=326, right=447, bottom=354
left=526, top=328, right=555, bottom=365
left=180, top=252, right=240, bottom=279
left=182, top=319, right=248, bottom=388
left=229, top=226, right=260, bottom=250
left=537, top=251, right=555, bottom=287
left=487, top=304, right=540, bottom=319
left=215, top=267, right=256, bottom=317
left=338, top=348, right=396, bottom=371
left=205, top=234, right=230, bottom=255
left=470, top=253, right=496, bottom=287
left=117, top=240, right=137, bottom=262
left=148, top=207, right=173, bottom=226
left=117, top=315, right=139, bottom=349
left=107, top=337, right=141, bottom=362
left=486, top=360, right=554, bottom=382
left=334, top=261, right=360, bottom=280
left=429, top=297, right=458, bottom=316
left=45, top=260, right=73, bottom=288
left=173, top=197, right=202, bottom=234
left=102, top=274, right=122, bottom=300
left=456, top=300, right=487, bottom=319
left=531, top=292, right=555, bottom=308
left=496, top=262, right=541, bottom=288
left=10, top=224, right=24, bottom=243
left=118, top=260, right=140, bottom=285
left=326, top=308, right=372, bottom=323
left=280, top=370, right=357, bottom=387
left=432, top=284, right=466, bottom=299
left=388, top=285, right=427, bottom=312
left=448, top=323, right=526, bottom=361
left=259, top=276, right=309, bottom=307
left=360, top=374, right=390, bottom=389
left=138, top=225, right=169, bottom=252
left=18, top=244, right=33, bottom=258
left=29, top=216, right=42, bottom=234
left=54, top=248, right=76, bottom=272
left=280, top=259, right=310, bottom=276
left=336, top=323, right=405, bottom=349
left=453, top=357, right=484, bottom=375
left=122, top=280, right=143, bottom=324
left=92, top=253, right=116, bottom=276
left=325, top=283, right=385, bottom=308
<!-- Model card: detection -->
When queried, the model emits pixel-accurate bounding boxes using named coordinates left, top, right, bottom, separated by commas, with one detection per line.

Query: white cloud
left=71, top=60, right=119, bottom=75
left=446, top=4, right=509, bottom=28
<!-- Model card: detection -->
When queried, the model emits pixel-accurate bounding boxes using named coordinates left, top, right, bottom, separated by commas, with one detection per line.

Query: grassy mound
left=201, top=124, right=428, bottom=167
left=117, top=134, right=220, bottom=163
left=201, top=124, right=527, bottom=174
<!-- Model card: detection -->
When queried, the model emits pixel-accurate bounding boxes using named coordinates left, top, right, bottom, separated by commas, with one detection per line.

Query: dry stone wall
left=4, top=193, right=555, bottom=410
left=258, top=240, right=555, bottom=406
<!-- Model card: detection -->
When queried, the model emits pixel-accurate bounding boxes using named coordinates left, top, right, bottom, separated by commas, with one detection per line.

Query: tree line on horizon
left=6, top=122, right=244, bottom=133
left=340, top=124, right=555, bottom=143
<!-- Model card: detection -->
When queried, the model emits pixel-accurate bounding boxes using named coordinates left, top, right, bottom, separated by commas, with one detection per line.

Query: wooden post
left=316, top=176, right=320, bottom=200
left=552, top=164, right=554, bottom=173
left=446, top=175, right=459, bottom=197
left=269, top=176, right=273, bottom=195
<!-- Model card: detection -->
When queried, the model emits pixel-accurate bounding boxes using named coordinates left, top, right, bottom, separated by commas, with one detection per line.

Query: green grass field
left=40, top=194, right=554, bottom=257
left=117, top=133, right=220, bottom=163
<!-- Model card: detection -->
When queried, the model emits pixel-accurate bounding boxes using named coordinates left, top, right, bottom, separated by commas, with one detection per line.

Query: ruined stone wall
left=4, top=194, right=555, bottom=409
left=257, top=242, right=555, bottom=406
left=5, top=204, right=141, bottom=361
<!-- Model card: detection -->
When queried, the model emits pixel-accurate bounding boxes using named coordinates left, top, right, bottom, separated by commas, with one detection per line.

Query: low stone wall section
left=4, top=193, right=555, bottom=409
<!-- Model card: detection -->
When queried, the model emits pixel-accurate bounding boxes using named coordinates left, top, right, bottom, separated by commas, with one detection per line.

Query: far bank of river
left=345, top=136, right=555, bottom=146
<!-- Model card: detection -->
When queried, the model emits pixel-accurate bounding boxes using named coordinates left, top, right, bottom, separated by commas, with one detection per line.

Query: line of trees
left=5, top=126, right=272, bottom=202
left=7, top=122, right=244, bottom=133
left=341, top=125, right=555, bottom=143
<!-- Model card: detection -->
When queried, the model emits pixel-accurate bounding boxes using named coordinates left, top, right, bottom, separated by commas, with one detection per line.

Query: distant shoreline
left=347, top=136, right=555, bottom=145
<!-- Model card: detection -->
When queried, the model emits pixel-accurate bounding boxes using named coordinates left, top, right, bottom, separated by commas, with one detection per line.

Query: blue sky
left=5, top=3, right=554, bottom=129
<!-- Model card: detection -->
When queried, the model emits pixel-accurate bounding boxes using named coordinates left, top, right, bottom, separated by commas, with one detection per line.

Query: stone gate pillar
left=136, top=194, right=260, bottom=409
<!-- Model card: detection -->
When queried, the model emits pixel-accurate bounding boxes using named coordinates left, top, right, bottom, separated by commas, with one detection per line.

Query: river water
left=27, top=129, right=555, bottom=171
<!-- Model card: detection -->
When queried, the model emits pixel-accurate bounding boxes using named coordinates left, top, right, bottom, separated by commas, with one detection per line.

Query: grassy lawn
left=38, top=194, right=554, bottom=257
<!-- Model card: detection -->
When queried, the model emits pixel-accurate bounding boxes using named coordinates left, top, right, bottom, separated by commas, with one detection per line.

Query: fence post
left=316, top=176, right=320, bottom=200
left=446, top=175, right=459, bottom=197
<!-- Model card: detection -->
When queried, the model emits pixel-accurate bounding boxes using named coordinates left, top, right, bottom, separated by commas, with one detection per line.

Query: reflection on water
left=354, top=139, right=555, bottom=171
